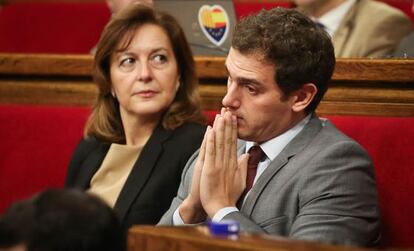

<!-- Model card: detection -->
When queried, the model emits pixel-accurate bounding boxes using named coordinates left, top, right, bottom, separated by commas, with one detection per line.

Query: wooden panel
left=1, top=53, right=414, bottom=117
left=2, top=54, right=414, bottom=81
left=333, top=59, right=414, bottom=82
left=3, top=0, right=104, bottom=3
left=3, top=0, right=292, bottom=3
left=0, top=79, right=97, bottom=106
left=0, top=53, right=93, bottom=76
left=128, top=226, right=372, bottom=251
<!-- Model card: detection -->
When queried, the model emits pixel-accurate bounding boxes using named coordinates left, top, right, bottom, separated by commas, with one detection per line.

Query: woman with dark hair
left=66, top=4, right=206, bottom=229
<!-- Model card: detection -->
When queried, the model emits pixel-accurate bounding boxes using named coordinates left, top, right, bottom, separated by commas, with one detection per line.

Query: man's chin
left=237, top=129, right=254, bottom=141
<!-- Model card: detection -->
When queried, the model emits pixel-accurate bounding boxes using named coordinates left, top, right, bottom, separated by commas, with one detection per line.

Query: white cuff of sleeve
left=173, top=206, right=206, bottom=225
left=173, top=207, right=185, bottom=225
left=212, top=207, right=239, bottom=222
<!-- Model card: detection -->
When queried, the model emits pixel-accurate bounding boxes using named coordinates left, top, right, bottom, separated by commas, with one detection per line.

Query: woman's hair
left=85, top=4, right=205, bottom=143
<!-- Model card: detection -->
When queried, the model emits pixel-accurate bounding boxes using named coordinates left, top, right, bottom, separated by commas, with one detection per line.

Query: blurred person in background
left=106, top=0, right=153, bottom=15
left=294, top=0, right=412, bottom=57
left=394, top=1, right=414, bottom=58
left=91, top=0, right=154, bottom=53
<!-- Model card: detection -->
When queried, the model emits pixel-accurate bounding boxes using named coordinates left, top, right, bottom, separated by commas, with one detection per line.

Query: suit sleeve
left=157, top=148, right=200, bottom=225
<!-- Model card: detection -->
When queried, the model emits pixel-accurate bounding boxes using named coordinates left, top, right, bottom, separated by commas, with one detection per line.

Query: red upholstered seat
left=0, top=3, right=110, bottom=54
left=234, top=2, right=294, bottom=19
left=0, top=105, right=90, bottom=212
left=1, top=105, right=413, bottom=248
left=383, top=0, right=414, bottom=26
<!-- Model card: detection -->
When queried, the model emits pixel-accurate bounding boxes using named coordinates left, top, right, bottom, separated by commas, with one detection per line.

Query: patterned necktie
left=237, top=145, right=265, bottom=208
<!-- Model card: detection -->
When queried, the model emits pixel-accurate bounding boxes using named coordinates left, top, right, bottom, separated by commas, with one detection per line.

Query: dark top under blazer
left=65, top=122, right=205, bottom=229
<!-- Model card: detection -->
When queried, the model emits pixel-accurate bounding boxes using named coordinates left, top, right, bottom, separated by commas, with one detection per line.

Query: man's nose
left=222, top=83, right=240, bottom=109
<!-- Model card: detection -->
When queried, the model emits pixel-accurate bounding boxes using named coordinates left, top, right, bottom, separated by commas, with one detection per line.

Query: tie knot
left=247, top=146, right=265, bottom=166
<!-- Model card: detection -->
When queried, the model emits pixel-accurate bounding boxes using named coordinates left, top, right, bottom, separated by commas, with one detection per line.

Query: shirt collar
left=314, top=0, right=356, bottom=37
left=245, top=114, right=311, bottom=161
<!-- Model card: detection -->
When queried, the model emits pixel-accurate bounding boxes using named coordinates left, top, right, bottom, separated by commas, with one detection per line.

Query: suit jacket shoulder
left=333, top=0, right=412, bottom=57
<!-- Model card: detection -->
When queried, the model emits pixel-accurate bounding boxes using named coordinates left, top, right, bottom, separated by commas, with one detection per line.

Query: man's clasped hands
left=179, top=108, right=250, bottom=223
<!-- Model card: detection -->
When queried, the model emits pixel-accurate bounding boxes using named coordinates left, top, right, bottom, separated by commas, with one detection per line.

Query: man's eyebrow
left=224, top=64, right=261, bottom=85
left=238, top=77, right=261, bottom=87
left=225, top=65, right=261, bottom=86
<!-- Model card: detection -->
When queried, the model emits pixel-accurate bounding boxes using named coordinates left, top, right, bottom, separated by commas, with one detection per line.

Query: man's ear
left=291, top=83, right=317, bottom=112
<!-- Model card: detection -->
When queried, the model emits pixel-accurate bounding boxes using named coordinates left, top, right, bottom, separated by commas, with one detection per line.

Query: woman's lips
left=136, top=90, right=157, bottom=98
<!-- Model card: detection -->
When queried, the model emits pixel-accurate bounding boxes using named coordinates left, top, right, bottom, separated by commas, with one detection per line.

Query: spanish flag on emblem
left=198, top=5, right=230, bottom=46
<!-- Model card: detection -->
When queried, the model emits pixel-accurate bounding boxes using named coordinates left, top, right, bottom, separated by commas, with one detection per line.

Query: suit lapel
left=74, top=143, right=109, bottom=189
left=114, top=124, right=172, bottom=223
left=332, top=0, right=359, bottom=57
left=242, top=114, right=323, bottom=215
left=236, top=139, right=246, bottom=155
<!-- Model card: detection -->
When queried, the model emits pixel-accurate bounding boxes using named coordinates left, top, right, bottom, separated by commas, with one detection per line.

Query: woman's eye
left=120, top=57, right=135, bottom=67
left=151, top=54, right=168, bottom=65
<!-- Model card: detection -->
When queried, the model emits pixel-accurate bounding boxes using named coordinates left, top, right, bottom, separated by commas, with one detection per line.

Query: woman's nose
left=138, top=62, right=152, bottom=82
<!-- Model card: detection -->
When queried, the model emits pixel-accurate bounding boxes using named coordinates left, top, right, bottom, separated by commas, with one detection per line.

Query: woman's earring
left=176, top=80, right=180, bottom=92
left=111, top=91, right=116, bottom=98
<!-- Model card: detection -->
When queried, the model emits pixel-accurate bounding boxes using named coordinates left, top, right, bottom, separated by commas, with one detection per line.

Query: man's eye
left=245, top=85, right=258, bottom=95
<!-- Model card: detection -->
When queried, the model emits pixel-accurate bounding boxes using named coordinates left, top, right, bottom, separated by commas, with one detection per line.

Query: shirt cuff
left=173, top=206, right=206, bottom=226
left=212, top=207, right=239, bottom=222
left=173, top=207, right=185, bottom=225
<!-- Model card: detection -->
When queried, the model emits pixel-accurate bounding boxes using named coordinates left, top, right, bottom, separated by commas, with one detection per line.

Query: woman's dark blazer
left=65, top=122, right=205, bottom=229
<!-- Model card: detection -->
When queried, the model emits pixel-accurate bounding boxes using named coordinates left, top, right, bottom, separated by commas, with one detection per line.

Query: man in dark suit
left=159, top=7, right=380, bottom=247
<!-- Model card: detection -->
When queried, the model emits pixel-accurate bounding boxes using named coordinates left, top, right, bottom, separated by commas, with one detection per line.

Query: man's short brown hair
left=232, top=7, right=335, bottom=113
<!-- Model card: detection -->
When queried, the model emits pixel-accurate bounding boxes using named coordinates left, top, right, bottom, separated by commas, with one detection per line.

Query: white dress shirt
left=173, top=114, right=311, bottom=225
left=313, top=0, right=356, bottom=37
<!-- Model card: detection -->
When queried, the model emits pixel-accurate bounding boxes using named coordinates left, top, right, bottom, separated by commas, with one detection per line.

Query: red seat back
left=234, top=2, right=294, bottom=19
left=0, top=105, right=90, bottom=213
left=0, top=3, right=110, bottom=53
